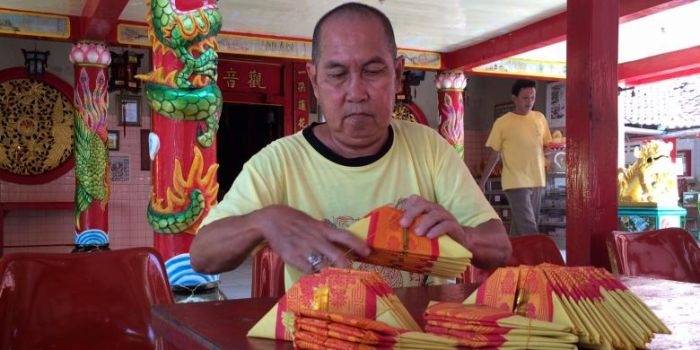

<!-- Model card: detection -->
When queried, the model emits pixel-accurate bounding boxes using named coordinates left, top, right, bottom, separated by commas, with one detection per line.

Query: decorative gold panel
left=0, top=79, right=74, bottom=175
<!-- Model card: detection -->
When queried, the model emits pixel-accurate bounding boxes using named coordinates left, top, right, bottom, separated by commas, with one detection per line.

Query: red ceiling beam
left=619, top=45, right=700, bottom=86
left=443, top=12, right=566, bottom=70
left=619, top=0, right=694, bottom=22
left=444, top=0, right=694, bottom=70
left=77, top=0, right=130, bottom=41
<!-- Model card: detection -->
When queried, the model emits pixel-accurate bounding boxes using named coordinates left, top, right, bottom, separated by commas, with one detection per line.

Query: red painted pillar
left=566, top=0, right=619, bottom=267
left=435, top=70, right=467, bottom=158
left=139, top=0, right=222, bottom=289
left=69, top=41, right=112, bottom=250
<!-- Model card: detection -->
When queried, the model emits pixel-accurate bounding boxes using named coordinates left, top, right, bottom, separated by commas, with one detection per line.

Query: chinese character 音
left=224, top=70, right=239, bottom=88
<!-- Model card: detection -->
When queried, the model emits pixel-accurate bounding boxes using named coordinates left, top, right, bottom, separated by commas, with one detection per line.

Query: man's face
left=307, top=15, right=403, bottom=146
left=512, top=87, right=536, bottom=114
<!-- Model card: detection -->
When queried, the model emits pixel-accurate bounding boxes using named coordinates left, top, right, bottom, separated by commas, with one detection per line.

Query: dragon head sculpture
left=618, top=140, right=679, bottom=205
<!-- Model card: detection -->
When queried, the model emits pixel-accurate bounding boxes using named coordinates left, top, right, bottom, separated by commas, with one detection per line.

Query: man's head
left=311, top=3, right=397, bottom=64
left=307, top=2, right=404, bottom=150
left=511, top=79, right=537, bottom=115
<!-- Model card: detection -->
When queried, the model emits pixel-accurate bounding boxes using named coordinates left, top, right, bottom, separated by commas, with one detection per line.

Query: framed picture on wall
left=107, top=130, right=119, bottom=151
left=676, top=149, right=692, bottom=177
left=493, top=101, right=515, bottom=120
left=546, top=81, right=566, bottom=128
left=119, top=94, right=141, bottom=126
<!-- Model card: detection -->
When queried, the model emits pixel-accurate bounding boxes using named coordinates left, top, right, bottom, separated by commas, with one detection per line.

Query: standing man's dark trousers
left=504, top=187, right=543, bottom=235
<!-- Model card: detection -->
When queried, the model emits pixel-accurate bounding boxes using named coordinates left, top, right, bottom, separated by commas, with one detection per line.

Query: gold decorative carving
left=392, top=103, right=418, bottom=123
left=0, top=79, right=74, bottom=175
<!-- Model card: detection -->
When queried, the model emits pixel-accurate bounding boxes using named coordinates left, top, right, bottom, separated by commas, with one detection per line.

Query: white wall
left=0, top=37, right=74, bottom=83
left=410, top=71, right=439, bottom=129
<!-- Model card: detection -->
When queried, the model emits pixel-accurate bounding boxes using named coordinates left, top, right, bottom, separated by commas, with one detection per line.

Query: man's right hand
left=253, top=205, right=371, bottom=274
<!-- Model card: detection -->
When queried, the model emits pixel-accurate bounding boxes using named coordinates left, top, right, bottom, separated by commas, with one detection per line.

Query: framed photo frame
left=493, top=101, right=514, bottom=120
left=107, top=130, right=119, bottom=151
left=546, top=81, right=566, bottom=128
left=677, top=149, right=692, bottom=177
left=119, top=94, right=141, bottom=126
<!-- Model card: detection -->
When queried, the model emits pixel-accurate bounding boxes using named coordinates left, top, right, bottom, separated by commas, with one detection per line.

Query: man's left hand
left=397, top=195, right=463, bottom=240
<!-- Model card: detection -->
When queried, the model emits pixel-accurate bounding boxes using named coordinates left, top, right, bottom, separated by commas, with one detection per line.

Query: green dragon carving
left=74, top=113, right=108, bottom=219
left=140, top=0, right=223, bottom=148
left=142, top=0, right=222, bottom=234
left=73, top=69, right=110, bottom=226
left=147, top=189, right=206, bottom=233
left=145, top=83, right=222, bottom=147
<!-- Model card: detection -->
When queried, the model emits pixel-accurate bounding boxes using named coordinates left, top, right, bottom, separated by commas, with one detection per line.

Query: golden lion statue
left=618, top=140, right=678, bottom=205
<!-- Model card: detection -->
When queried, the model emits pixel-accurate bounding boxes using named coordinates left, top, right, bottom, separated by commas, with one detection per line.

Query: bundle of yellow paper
left=347, top=206, right=472, bottom=279
left=248, top=268, right=420, bottom=341
left=293, top=309, right=460, bottom=350
left=424, top=302, right=578, bottom=349
left=463, top=264, right=669, bottom=350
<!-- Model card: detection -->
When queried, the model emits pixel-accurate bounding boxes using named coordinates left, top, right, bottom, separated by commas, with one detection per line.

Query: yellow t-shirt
left=485, top=111, right=552, bottom=190
left=202, top=119, right=499, bottom=288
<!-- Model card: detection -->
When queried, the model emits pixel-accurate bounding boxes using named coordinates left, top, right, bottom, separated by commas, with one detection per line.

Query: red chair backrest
left=461, top=234, right=565, bottom=284
left=0, top=247, right=173, bottom=350
left=608, top=228, right=700, bottom=283
left=507, top=234, right=565, bottom=266
left=251, top=245, right=285, bottom=298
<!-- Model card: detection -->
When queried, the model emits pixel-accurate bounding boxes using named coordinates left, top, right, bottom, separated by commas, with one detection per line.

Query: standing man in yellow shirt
left=479, top=79, right=552, bottom=235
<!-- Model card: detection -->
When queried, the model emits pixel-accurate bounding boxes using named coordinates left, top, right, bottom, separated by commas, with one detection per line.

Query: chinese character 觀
left=248, top=69, right=266, bottom=89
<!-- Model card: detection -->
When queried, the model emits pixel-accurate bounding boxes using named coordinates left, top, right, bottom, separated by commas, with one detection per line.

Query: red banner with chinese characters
left=217, top=59, right=283, bottom=96
left=293, top=62, right=311, bottom=131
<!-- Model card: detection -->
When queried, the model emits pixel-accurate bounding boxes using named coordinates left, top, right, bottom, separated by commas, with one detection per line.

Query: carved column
left=138, top=0, right=222, bottom=289
left=69, top=42, right=111, bottom=251
left=435, top=70, right=467, bottom=158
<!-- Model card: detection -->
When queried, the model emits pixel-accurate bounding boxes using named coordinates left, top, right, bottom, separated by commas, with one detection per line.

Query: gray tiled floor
left=218, top=256, right=253, bottom=299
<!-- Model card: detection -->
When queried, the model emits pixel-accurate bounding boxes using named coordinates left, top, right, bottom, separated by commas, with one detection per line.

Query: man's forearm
left=457, top=219, right=511, bottom=269
left=190, top=211, right=265, bottom=274
left=479, top=150, right=500, bottom=188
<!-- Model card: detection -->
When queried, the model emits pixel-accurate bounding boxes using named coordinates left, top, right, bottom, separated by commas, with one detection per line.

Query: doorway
left=216, top=103, right=284, bottom=201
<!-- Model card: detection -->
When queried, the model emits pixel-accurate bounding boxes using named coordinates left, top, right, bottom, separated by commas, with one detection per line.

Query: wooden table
left=152, top=276, right=700, bottom=350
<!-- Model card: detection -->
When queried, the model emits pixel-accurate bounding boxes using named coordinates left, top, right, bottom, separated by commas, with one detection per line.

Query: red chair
left=507, top=234, right=565, bottom=266
left=461, top=234, right=565, bottom=284
left=0, top=247, right=174, bottom=349
left=251, top=245, right=285, bottom=298
left=608, top=228, right=700, bottom=283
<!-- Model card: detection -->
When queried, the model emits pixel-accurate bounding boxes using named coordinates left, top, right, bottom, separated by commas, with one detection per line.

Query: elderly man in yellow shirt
left=479, top=79, right=552, bottom=235
left=190, top=2, right=511, bottom=289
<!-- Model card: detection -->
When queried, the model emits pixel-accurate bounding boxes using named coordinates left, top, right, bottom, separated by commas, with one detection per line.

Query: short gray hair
left=311, top=2, right=397, bottom=64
